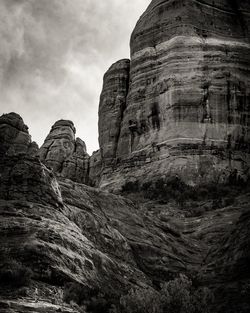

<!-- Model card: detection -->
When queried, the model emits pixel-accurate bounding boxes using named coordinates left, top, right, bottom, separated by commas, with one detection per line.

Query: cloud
left=0, top=0, right=150, bottom=153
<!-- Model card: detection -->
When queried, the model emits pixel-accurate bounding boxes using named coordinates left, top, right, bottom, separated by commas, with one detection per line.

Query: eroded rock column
left=39, top=120, right=90, bottom=184
left=98, top=59, right=130, bottom=164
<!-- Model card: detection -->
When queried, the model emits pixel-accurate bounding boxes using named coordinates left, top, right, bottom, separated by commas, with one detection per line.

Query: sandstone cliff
left=1, top=1, right=250, bottom=312
left=98, top=59, right=130, bottom=163
left=0, top=113, right=250, bottom=313
left=96, top=0, right=250, bottom=190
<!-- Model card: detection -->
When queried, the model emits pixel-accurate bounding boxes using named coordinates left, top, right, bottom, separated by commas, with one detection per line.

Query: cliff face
left=96, top=0, right=250, bottom=190
left=1, top=1, right=250, bottom=312
left=39, top=120, right=90, bottom=185
left=98, top=59, right=130, bottom=163
left=1, top=113, right=250, bottom=313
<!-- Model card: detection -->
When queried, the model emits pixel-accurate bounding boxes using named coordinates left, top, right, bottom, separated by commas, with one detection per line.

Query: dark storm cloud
left=0, top=0, right=150, bottom=153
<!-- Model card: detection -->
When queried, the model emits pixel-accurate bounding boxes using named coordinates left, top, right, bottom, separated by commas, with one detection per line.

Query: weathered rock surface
left=1, top=1, right=250, bottom=311
left=96, top=0, right=250, bottom=190
left=1, top=113, right=250, bottom=313
left=0, top=113, right=62, bottom=208
left=89, top=149, right=102, bottom=186
left=0, top=112, right=37, bottom=157
left=39, top=120, right=89, bottom=184
left=1, top=172, right=250, bottom=312
left=98, top=59, right=130, bottom=163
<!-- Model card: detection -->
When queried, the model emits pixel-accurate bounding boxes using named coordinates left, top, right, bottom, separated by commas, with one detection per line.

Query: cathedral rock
left=96, top=0, right=250, bottom=190
left=1, top=2, right=250, bottom=312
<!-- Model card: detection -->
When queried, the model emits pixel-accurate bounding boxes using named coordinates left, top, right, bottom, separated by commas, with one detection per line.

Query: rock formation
left=98, top=59, right=130, bottom=163
left=1, top=112, right=250, bottom=312
left=99, top=60, right=130, bottom=163
left=39, top=120, right=89, bottom=184
left=0, top=112, right=35, bottom=157
left=0, top=113, right=62, bottom=207
left=89, top=149, right=102, bottom=186
left=1, top=1, right=250, bottom=310
left=95, top=0, right=250, bottom=190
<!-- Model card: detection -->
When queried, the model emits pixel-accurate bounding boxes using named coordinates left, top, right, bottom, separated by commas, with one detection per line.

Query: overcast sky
left=0, top=0, right=150, bottom=154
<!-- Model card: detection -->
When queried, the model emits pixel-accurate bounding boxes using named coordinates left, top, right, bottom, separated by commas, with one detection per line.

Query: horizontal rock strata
left=98, top=59, right=130, bottom=164
left=95, top=0, right=250, bottom=190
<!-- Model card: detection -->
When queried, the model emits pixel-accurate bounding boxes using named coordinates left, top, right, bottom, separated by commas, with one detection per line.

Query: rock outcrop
left=95, top=0, right=250, bottom=190
left=0, top=112, right=37, bottom=157
left=39, top=120, right=89, bottom=184
left=0, top=113, right=62, bottom=208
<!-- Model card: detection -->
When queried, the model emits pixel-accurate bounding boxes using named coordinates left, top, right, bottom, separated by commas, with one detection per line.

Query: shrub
left=121, top=175, right=247, bottom=211
left=63, top=276, right=214, bottom=313
left=63, top=283, right=118, bottom=313
left=120, top=287, right=162, bottom=313
left=160, top=274, right=214, bottom=313
left=141, top=177, right=196, bottom=205
left=142, top=181, right=152, bottom=191
left=63, top=282, right=84, bottom=305
left=0, top=259, right=33, bottom=288
left=118, top=275, right=214, bottom=313
left=122, top=181, right=139, bottom=193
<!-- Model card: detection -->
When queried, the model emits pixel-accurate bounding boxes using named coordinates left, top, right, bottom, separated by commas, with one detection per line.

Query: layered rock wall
left=98, top=59, right=130, bottom=163
left=96, top=0, right=250, bottom=190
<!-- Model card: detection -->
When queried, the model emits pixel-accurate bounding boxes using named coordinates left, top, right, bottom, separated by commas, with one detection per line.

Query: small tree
left=120, top=287, right=162, bottom=313
left=160, top=274, right=214, bottom=313
left=0, top=259, right=33, bottom=288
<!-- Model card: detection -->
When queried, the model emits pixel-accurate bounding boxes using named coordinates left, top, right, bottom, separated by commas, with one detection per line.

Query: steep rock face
left=0, top=113, right=62, bottom=208
left=98, top=59, right=130, bottom=163
left=39, top=120, right=89, bottom=184
left=0, top=155, right=63, bottom=207
left=89, top=149, right=102, bottom=186
left=97, top=0, right=250, bottom=190
left=0, top=112, right=37, bottom=157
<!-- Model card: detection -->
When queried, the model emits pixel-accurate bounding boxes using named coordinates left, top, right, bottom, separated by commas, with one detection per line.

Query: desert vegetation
left=121, top=175, right=249, bottom=214
left=0, top=259, right=33, bottom=288
left=63, top=274, right=214, bottom=313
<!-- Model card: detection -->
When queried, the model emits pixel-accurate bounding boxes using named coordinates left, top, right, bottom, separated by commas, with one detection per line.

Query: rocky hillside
left=0, top=113, right=250, bottom=312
